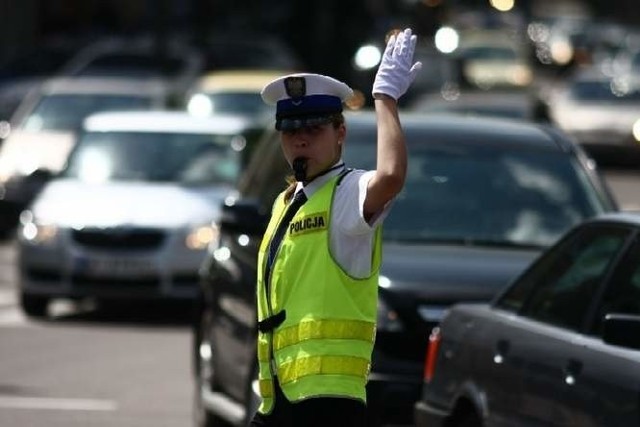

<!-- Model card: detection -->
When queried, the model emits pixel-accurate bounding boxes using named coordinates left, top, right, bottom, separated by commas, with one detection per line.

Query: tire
left=20, top=294, right=49, bottom=318
left=193, top=308, right=230, bottom=427
left=451, top=409, right=483, bottom=427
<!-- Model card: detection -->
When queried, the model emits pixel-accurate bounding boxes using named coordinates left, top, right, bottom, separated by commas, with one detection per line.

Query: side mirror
left=602, top=313, right=640, bottom=350
left=219, top=199, right=269, bottom=236
left=30, top=168, right=55, bottom=181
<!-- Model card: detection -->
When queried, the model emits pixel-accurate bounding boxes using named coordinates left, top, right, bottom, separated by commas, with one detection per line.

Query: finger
left=393, top=30, right=405, bottom=57
left=409, top=34, right=418, bottom=57
left=409, top=62, right=422, bottom=83
left=384, top=34, right=396, bottom=58
left=399, top=28, right=412, bottom=56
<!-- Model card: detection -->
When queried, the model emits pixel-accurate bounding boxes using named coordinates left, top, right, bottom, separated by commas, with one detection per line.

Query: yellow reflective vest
left=256, top=173, right=382, bottom=414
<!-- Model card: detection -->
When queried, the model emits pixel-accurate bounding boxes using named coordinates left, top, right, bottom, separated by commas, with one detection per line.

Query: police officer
left=251, top=28, right=422, bottom=427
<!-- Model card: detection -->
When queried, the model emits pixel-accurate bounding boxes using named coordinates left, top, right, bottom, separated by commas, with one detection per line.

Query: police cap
left=261, top=73, right=353, bottom=131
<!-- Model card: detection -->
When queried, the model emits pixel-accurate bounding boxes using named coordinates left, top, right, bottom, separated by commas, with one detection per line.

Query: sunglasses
left=276, top=115, right=333, bottom=131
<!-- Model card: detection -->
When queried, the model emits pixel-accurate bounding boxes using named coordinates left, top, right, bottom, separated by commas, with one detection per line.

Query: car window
left=570, top=80, right=640, bottom=102
left=63, top=131, right=241, bottom=185
left=509, top=225, right=630, bottom=331
left=205, top=93, right=272, bottom=118
left=237, top=129, right=290, bottom=207
left=591, top=236, right=640, bottom=335
left=21, top=94, right=154, bottom=131
left=344, top=129, right=608, bottom=247
left=460, top=46, right=518, bottom=61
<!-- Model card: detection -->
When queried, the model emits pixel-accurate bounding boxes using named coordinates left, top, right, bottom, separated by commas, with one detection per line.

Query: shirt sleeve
left=334, top=169, right=393, bottom=236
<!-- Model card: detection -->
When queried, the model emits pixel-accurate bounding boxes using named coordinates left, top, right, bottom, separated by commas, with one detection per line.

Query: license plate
left=74, top=256, right=156, bottom=278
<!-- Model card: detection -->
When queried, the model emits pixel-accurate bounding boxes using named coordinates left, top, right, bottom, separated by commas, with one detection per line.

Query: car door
left=502, top=224, right=634, bottom=425
left=466, top=309, right=530, bottom=426
left=212, top=130, right=288, bottom=401
left=561, top=234, right=640, bottom=427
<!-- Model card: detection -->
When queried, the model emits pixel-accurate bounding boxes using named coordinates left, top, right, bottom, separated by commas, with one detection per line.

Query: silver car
left=415, top=212, right=640, bottom=427
left=17, top=110, right=261, bottom=317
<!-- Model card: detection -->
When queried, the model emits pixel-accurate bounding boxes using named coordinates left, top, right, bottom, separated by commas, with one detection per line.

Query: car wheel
left=451, top=409, right=483, bottom=427
left=20, top=293, right=49, bottom=318
left=193, top=309, right=229, bottom=427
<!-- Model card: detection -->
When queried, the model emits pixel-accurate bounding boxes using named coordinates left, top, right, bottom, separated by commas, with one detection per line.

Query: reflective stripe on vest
left=259, top=354, right=370, bottom=397
left=258, top=319, right=376, bottom=356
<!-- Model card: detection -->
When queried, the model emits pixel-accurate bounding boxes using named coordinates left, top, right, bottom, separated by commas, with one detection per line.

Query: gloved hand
left=372, top=28, right=422, bottom=101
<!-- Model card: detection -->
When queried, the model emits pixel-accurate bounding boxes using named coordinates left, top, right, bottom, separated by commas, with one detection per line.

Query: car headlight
left=19, top=210, right=59, bottom=245
left=187, top=93, right=212, bottom=117
left=185, top=223, right=219, bottom=250
left=633, top=119, right=640, bottom=142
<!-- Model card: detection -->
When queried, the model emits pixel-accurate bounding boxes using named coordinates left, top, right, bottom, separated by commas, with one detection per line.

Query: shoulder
left=333, top=169, right=377, bottom=234
left=337, top=168, right=372, bottom=193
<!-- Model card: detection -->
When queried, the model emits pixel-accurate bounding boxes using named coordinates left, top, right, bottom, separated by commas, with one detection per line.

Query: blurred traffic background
left=1, top=1, right=640, bottom=426
left=2, top=0, right=640, bottom=156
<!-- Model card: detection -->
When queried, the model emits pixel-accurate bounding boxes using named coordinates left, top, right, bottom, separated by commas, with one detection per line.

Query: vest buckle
left=257, top=310, right=287, bottom=333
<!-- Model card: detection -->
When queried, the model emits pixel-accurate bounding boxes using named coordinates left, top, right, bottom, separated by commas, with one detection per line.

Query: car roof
left=588, top=211, right=640, bottom=226
left=345, top=110, right=564, bottom=151
left=38, top=77, right=169, bottom=96
left=83, top=110, right=253, bottom=134
left=193, top=69, right=292, bottom=93
left=410, top=90, right=537, bottom=116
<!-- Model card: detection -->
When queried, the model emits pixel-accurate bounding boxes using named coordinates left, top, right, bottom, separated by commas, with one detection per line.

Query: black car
left=415, top=212, right=640, bottom=427
left=192, top=112, right=617, bottom=426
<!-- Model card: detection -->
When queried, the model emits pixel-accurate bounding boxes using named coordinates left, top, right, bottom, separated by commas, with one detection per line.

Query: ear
left=337, top=125, right=346, bottom=144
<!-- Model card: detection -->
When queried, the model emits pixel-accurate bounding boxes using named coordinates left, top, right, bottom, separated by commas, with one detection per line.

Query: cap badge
left=285, top=77, right=306, bottom=98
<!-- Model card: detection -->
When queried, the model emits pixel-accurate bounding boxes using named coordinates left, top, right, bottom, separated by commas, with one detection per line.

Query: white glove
left=372, top=28, right=422, bottom=101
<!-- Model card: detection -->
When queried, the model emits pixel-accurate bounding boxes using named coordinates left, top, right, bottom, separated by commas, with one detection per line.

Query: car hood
left=30, top=179, right=232, bottom=228
left=380, top=242, right=540, bottom=301
left=0, top=130, right=75, bottom=180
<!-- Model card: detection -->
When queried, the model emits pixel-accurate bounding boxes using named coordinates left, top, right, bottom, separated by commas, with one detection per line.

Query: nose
left=291, top=130, right=310, bottom=146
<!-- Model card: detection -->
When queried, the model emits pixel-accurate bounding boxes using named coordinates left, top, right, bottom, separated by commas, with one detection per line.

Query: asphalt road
left=0, top=241, right=195, bottom=427
left=0, top=165, right=637, bottom=427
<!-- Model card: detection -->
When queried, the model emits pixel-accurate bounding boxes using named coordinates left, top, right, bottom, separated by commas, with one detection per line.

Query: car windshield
left=21, top=94, right=154, bottom=132
left=417, top=103, right=529, bottom=119
left=207, top=92, right=271, bottom=118
left=460, top=46, right=517, bottom=61
left=62, top=131, right=242, bottom=185
left=344, top=130, right=607, bottom=247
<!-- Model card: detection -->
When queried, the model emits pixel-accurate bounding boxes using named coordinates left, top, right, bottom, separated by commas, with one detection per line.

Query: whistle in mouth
left=293, top=157, right=307, bottom=182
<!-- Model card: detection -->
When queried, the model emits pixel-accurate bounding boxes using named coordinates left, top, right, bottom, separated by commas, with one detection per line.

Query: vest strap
left=259, top=379, right=274, bottom=398
left=257, top=310, right=287, bottom=333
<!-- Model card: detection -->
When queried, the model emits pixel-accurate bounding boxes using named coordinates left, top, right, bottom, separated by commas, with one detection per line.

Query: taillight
left=423, top=326, right=441, bottom=383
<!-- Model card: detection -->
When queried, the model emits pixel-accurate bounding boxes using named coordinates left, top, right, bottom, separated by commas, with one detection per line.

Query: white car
left=17, top=110, right=260, bottom=317
left=547, top=68, right=640, bottom=164
left=0, top=77, right=169, bottom=235
left=454, top=30, right=533, bottom=90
